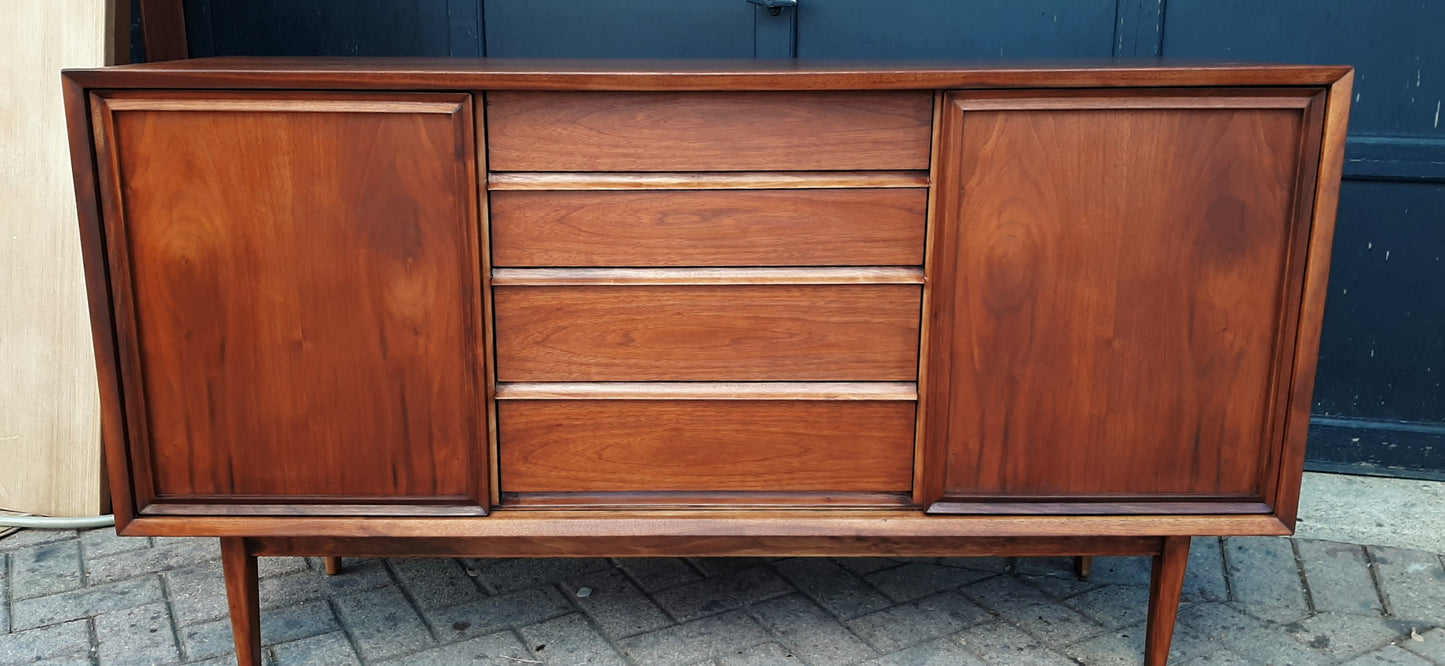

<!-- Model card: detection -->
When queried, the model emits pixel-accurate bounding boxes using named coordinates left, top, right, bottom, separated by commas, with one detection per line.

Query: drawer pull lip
left=746, top=0, right=797, bottom=15
left=491, top=266, right=924, bottom=286
left=487, top=171, right=929, bottom=190
left=496, top=381, right=918, bottom=401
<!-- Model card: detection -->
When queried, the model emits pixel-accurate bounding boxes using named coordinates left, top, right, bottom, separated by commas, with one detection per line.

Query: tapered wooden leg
left=1074, top=555, right=1093, bottom=579
left=221, top=538, right=262, bottom=666
left=1144, top=536, right=1191, bottom=666
left=323, top=556, right=342, bottom=575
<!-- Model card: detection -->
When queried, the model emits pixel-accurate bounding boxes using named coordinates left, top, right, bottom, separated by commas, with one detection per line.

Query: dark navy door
left=795, top=1, right=1120, bottom=57
left=1160, top=1, right=1445, bottom=480
left=182, top=0, right=792, bottom=58
left=176, top=0, right=1445, bottom=479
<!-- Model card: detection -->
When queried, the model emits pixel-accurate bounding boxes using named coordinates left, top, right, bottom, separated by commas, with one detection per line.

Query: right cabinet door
left=922, top=89, right=1326, bottom=515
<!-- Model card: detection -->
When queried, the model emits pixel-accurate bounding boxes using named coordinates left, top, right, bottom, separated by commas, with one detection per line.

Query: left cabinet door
left=90, top=91, right=489, bottom=517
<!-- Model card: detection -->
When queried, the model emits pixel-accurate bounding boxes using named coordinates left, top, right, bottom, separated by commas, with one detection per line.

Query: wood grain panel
left=1273, top=75, right=1352, bottom=529
left=92, top=91, right=487, bottom=513
left=500, top=491, right=911, bottom=509
left=490, top=188, right=927, bottom=267
left=498, top=400, right=915, bottom=494
left=138, top=0, right=187, bottom=62
left=485, top=91, right=933, bottom=171
left=911, top=90, right=947, bottom=508
left=493, top=284, right=921, bottom=381
left=120, top=511, right=1294, bottom=540
left=925, top=90, right=1320, bottom=505
left=247, top=534, right=1166, bottom=559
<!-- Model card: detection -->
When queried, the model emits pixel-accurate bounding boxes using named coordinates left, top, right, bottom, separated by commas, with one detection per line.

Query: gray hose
left=0, top=514, right=115, bottom=530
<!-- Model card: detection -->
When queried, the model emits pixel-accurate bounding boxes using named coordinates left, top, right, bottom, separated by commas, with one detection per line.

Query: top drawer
left=486, top=91, right=934, bottom=172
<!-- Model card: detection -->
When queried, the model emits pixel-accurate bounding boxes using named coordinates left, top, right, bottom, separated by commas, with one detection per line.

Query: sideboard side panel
left=1273, top=72, right=1354, bottom=529
left=64, top=75, right=135, bottom=527
left=91, top=91, right=490, bottom=515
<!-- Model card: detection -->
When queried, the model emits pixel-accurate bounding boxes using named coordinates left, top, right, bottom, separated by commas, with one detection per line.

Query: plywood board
left=0, top=0, right=118, bottom=516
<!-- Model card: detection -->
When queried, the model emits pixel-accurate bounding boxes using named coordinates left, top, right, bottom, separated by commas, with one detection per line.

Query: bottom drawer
left=498, top=400, right=916, bottom=497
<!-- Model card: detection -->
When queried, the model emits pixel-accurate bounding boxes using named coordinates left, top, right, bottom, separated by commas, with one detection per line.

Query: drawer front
left=493, top=284, right=922, bottom=381
left=486, top=91, right=933, bottom=171
left=498, top=400, right=916, bottom=494
left=490, top=188, right=928, bottom=267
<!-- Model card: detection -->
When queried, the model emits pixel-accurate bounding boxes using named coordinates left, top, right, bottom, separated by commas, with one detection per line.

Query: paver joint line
left=1290, top=538, right=1319, bottom=614
left=1363, top=545, right=1395, bottom=618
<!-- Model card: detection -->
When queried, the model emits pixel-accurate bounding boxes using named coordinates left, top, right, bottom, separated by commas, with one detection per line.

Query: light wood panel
left=493, top=284, right=922, bottom=381
left=490, top=188, right=927, bottom=267
left=490, top=267, right=924, bottom=286
left=496, top=382, right=918, bottom=401
left=486, top=171, right=929, bottom=190
left=498, top=400, right=916, bottom=494
left=0, top=0, right=117, bottom=517
left=486, top=91, right=933, bottom=171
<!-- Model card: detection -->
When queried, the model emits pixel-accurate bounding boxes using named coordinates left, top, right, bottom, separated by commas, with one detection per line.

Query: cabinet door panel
left=92, top=92, right=487, bottom=515
left=923, top=90, right=1324, bottom=512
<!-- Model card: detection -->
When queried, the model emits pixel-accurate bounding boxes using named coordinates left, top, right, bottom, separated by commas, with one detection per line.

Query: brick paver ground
left=0, top=529, right=1441, bottom=665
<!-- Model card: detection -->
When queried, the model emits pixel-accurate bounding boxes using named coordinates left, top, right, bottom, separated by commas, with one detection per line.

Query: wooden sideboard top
left=63, top=57, right=1352, bottom=90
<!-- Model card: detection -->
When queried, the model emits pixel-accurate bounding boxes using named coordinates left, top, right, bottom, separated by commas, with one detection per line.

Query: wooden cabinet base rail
left=63, top=59, right=1352, bottom=666
left=115, top=511, right=1293, bottom=539
left=243, top=534, right=1169, bottom=559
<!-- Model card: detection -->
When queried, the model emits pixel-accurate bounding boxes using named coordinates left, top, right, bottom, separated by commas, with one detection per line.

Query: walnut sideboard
left=63, top=59, right=1352, bottom=665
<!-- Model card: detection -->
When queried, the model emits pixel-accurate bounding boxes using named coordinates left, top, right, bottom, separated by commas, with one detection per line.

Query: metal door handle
left=748, top=0, right=797, bottom=16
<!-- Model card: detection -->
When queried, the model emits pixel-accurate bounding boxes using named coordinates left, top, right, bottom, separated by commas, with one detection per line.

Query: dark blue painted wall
left=483, top=1, right=755, bottom=58
left=169, top=0, right=1445, bottom=479
left=794, top=1, right=1118, bottom=58
left=183, top=0, right=466, bottom=57
left=1159, top=0, right=1445, bottom=479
